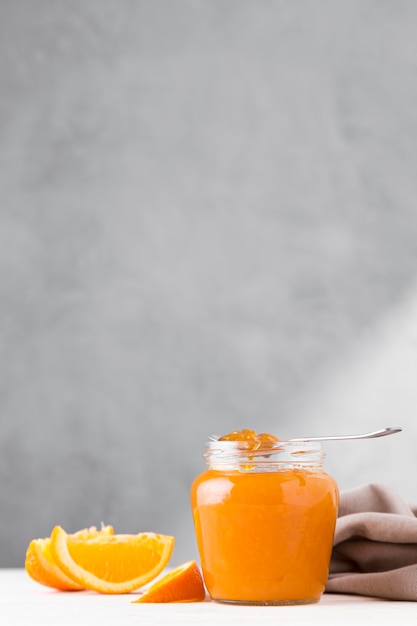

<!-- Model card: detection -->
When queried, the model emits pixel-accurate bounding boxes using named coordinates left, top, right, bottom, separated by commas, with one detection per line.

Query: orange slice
left=133, top=560, right=206, bottom=603
left=50, top=525, right=175, bottom=594
left=25, top=525, right=114, bottom=591
left=26, top=538, right=82, bottom=591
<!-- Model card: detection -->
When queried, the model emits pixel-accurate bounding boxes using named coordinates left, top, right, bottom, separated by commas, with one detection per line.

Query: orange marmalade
left=190, top=429, right=338, bottom=605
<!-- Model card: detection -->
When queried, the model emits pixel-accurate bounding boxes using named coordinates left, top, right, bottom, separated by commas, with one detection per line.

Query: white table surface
left=3, top=569, right=417, bottom=625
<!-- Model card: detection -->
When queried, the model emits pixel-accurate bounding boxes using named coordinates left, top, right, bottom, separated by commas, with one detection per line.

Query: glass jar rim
left=203, top=438, right=325, bottom=470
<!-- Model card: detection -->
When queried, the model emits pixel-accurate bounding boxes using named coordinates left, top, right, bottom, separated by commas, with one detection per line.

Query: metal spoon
left=289, top=427, right=402, bottom=442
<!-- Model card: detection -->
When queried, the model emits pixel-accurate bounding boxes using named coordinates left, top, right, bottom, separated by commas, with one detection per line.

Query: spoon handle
left=289, top=427, right=402, bottom=442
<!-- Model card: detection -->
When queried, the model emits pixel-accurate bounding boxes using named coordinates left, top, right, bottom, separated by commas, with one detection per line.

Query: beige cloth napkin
left=326, top=483, right=417, bottom=601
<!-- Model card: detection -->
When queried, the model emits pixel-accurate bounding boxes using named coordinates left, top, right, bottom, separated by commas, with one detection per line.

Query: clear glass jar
left=190, top=439, right=339, bottom=605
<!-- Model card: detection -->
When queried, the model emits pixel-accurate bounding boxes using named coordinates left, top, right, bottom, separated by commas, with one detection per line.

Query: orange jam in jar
left=190, top=429, right=339, bottom=605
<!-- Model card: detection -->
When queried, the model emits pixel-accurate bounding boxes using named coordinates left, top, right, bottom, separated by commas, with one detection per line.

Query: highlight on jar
left=190, top=428, right=338, bottom=606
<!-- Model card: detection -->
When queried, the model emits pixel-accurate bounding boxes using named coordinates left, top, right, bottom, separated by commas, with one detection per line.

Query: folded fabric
left=326, top=483, right=417, bottom=601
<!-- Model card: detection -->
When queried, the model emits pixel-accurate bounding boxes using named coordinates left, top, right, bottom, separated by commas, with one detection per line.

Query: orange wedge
left=26, top=538, right=82, bottom=591
left=50, top=525, right=175, bottom=594
left=133, top=560, right=206, bottom=603
left=25, top=525, right=114, bottom=591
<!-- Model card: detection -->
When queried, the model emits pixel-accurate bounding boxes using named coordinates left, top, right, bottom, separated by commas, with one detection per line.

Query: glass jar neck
left=204, top=440, right=325, bottom=472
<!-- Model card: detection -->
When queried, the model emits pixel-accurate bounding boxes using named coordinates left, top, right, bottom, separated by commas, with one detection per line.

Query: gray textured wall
left=1, top=0, right=417, bottom=567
